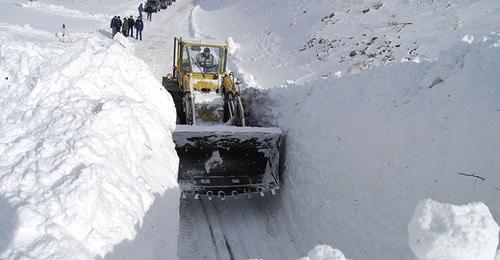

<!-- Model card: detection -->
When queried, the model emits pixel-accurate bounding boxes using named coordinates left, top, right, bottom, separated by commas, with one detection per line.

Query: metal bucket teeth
left=218, top=191, right=225, bottom=200
left=207, top=191, right=214, bottom=200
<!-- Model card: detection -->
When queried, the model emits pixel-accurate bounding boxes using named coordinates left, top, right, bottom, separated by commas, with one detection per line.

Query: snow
left=408, top=199, right=499, bottom=260
left=299, top=245, right=349, bottom=260
left=0, top=1, right=179, bottom=259
left=181, top=0, right=500, bottom=259
left=20, top=1, right=107, bottom=21
left=193, top=91, right=223, bottom=104
left=175, top=124, right=282, bottom=134
left=259, top=39, right=500, bottom=259
left=1, top=0, right=500, bottom=259
left=226, top=37, right=240, bottom=55
left=204, top=151, right=223, bottom=174
left=462, top=35, right=475, bottom=44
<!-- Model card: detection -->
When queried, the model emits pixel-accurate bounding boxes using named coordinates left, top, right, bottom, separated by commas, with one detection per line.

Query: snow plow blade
left=174, top=125, right=282, bottom=199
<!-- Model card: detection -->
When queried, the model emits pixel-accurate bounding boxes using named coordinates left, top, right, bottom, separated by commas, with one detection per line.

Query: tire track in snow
left=178, top=196, right=304, bottom=260
left=214, top=201, right=252, bottom=259
left=223, top=236, right=235, bottom=260
left=212, top=202, right=238, bottom=260
left=200, top=200, right=223, bottom=260
left=188, top=4, right=216, bottom=40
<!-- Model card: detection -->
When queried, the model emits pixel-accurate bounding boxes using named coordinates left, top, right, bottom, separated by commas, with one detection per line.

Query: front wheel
left=184, top=94, right=195, bottom=125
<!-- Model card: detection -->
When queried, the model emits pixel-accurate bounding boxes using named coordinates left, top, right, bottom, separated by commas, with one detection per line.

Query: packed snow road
left=178, top=196, right=304, bottom=260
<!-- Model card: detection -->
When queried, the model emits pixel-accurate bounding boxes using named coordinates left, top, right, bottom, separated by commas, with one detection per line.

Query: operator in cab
left=195, top=47, right=215, bottom=72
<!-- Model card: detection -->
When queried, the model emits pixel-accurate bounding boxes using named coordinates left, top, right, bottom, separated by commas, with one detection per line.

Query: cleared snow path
left=132, top=2, right=193, bottom=79
left=178, top=196, right=304, bottom=260
left=129, top=2, right=306, bottom=259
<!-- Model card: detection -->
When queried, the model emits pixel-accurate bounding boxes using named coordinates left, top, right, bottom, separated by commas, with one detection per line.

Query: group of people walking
left=110, top=1, right=178, bottom=41
left=110, top=15, right=144, bottom=40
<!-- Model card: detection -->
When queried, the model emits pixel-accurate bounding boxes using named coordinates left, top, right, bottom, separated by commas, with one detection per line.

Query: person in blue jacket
left=135, top=17, right=144, bottom=41
left=110, top=16, right=118, bottom=36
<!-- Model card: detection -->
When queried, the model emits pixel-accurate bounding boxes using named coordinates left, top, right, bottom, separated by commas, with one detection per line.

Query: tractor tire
left=162, top=79, right=186, bottom=124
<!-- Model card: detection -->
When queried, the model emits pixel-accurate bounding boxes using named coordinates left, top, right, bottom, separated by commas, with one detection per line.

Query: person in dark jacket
left=116, top=16, right=122, bottom=34
left=135, top=17, right=144, bottom=41
left=145, top=5, right=153, bottom=21
left=59, top=24, right=68, bottom=43
left=127, top=16, right=135, bottom=37
left=195, top=47, right=215, bottom=72
left=122, top=17, right=129, bottom=37
left=110, top=16, right=118, bottom=36
left=138, top=3, right=144, bottom=19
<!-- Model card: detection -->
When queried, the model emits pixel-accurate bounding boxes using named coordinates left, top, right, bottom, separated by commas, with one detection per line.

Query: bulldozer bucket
left=174, top=125, right=282, bottom=199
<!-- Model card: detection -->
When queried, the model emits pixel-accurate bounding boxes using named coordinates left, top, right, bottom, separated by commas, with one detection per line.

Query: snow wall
left=189, top=0, right=500, bottom=259
left=0, top=25, right=179, bottom=259
left=267, top=41, right=500, bottom=259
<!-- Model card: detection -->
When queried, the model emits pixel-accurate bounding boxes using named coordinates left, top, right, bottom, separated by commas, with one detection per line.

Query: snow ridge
left=188, top=5, right=201, bottom=39
left=0, top=25, right=179, bottom=259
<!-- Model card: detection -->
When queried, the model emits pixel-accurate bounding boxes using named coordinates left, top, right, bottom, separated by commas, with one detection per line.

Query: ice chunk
left=408, top=199, right=499, bottom=260
left=113, top=32, right=135, bottom=53
left=462, top=35, right=474, bottom=44
left=299, top=245, right=349, bottom=260
left=205, top=150, right=223, bottom=174
left=227, top=37, right=240, bottom=55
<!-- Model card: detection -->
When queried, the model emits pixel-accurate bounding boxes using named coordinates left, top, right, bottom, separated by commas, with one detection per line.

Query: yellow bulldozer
left=163, top=38, right=283, bottom=200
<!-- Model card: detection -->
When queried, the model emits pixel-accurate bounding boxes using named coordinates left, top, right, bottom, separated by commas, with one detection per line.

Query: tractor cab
left=181, top=45, right=225, bottom=74
left=174, top=39, right=229, bottom=93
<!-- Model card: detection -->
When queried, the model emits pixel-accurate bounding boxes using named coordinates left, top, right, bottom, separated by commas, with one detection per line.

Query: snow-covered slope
left=190, top=0, right=500, bottom=87
left=0, top=1, right=179, bottom=259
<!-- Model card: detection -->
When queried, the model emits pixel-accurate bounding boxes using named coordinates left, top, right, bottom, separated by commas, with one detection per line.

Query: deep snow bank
left=0, top=24, right=179, bottom=259
left=408, top=199, right=499, bottom=260
left=264, top=39, right=500, bottom=259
